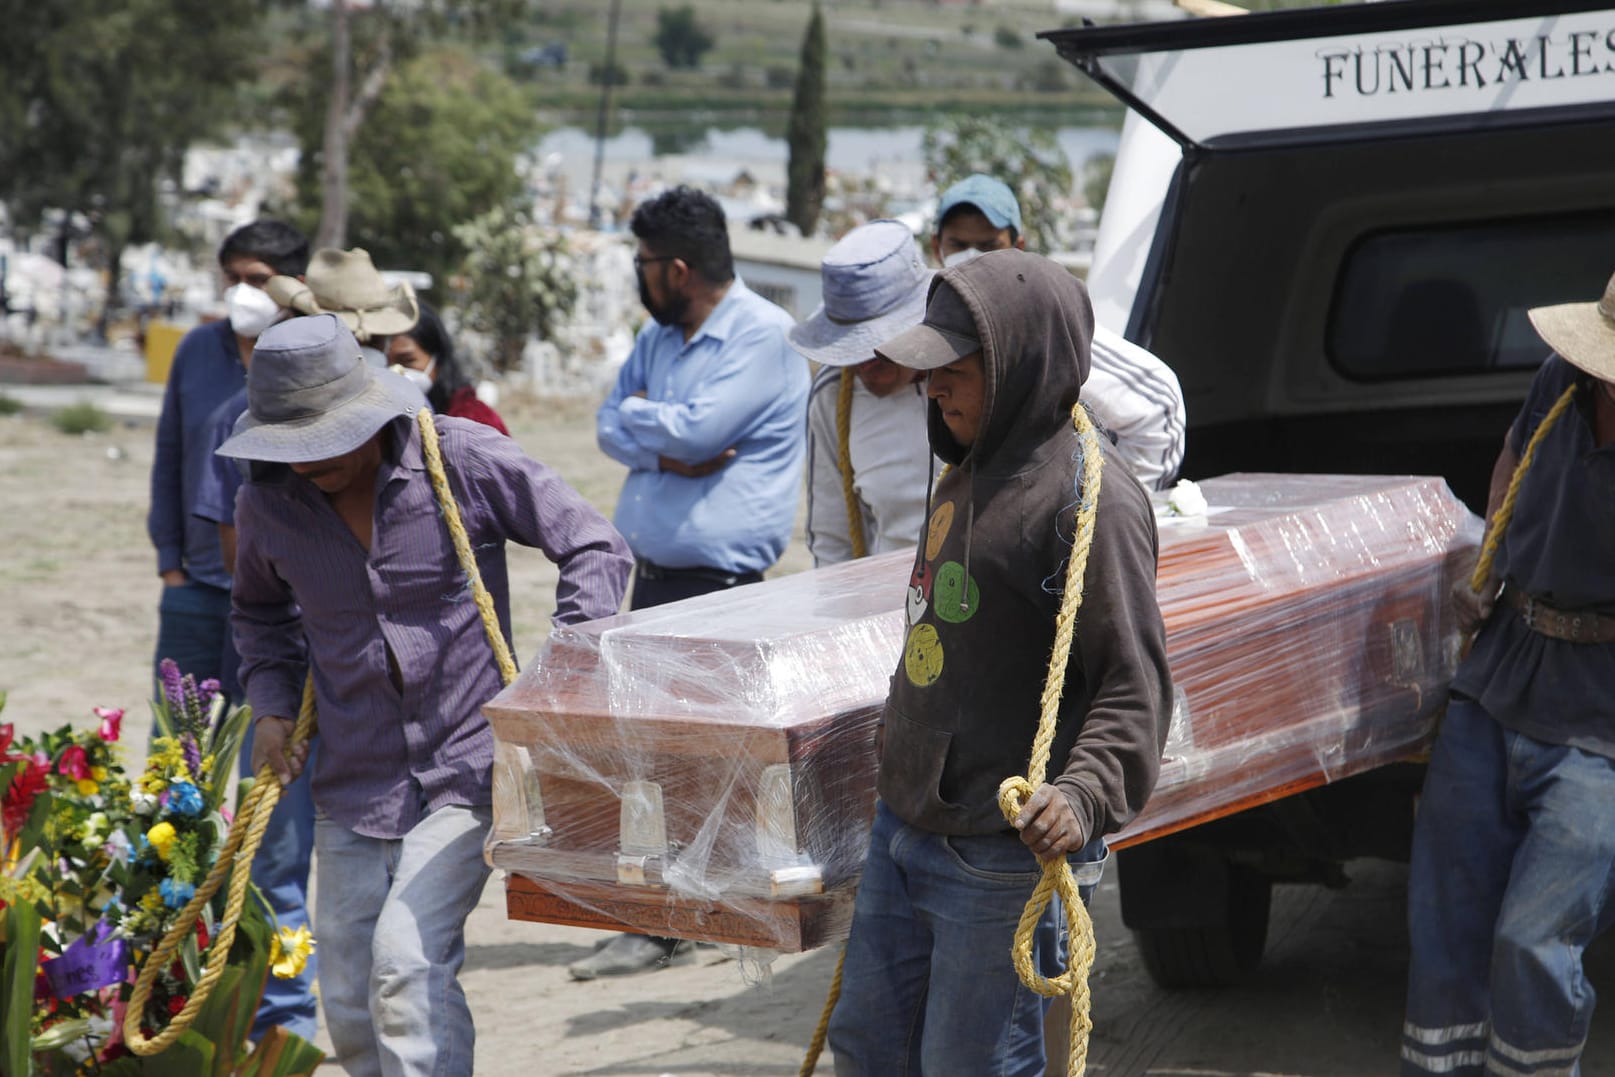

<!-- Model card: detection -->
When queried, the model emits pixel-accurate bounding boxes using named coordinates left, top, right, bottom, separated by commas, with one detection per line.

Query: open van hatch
left=1043, top=1, right=1615, bottom=509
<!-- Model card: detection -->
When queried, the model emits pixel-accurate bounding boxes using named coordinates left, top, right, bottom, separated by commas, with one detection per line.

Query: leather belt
left=635, top=560, right=762, bottom=587
left=1505, top=587, right=1615, bottom=644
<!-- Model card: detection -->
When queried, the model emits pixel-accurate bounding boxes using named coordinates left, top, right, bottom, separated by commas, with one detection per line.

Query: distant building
left=728, top=225, right=834, bottom=320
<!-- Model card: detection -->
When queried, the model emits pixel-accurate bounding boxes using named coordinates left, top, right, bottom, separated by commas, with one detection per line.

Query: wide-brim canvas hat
left=217, top=313, right=425, bottom=464
left=1529, top=270, right=1615, bottom=383
left=789, top=220, right=933, bottom=367
left=264, top=247, right=419, bottom=341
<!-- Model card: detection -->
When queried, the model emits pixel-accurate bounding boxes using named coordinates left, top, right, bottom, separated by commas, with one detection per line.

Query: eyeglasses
left=633, top=255, right=676, bottom=270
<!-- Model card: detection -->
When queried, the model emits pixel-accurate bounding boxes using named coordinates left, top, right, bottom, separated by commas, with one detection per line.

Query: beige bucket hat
left=265, top=247, right=419, bottom=341
left=1528, top=270, right=1615, bottom=383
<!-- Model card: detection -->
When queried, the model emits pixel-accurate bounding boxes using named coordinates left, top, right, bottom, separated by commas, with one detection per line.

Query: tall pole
left=588, top=0, right=623, bottom=231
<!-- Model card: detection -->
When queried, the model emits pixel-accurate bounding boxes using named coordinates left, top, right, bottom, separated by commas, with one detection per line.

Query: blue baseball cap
left=935, top=174, right=1023, bottom=235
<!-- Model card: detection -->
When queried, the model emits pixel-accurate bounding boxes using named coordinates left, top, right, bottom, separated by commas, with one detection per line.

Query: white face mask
left=389, top=363, right=433, bottom=392
left=224, top=283, right=282, bottom=339
left=942, top=248, right=986, bottom=269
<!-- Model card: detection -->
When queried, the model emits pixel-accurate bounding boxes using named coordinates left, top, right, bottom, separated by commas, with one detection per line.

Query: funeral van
left=1042, top=0, right=1615, bottom=987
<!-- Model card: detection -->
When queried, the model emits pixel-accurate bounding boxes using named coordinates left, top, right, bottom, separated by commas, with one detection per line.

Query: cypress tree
left=785, top=4, right=827, bottom=237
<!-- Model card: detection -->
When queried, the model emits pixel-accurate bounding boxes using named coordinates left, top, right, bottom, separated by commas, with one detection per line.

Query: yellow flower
left=146, top=821, right=178, bottom=861
left=90, top=766, right=108, bottom=781
left=268, top=925, right=316, bottom=979
left=140, top=890, right=164, bottom=913
left=76, top=779, right=100, bottom=797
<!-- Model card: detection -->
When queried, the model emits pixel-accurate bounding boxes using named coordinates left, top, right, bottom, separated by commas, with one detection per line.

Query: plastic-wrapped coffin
left=484, top=473, right=1481, bottom=951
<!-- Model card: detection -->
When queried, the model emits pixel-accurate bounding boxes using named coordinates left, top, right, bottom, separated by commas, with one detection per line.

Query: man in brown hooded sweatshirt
left=826, top=249, right=1172, bottom=1075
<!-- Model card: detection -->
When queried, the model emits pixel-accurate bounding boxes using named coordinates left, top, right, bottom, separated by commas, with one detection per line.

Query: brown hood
left=926, top=250, right=1094, bottom=470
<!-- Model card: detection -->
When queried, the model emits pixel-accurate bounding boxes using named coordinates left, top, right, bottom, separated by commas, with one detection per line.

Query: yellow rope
left=801, top=403, right=1103, bottom=1076
left=836, top=368, right=869, bottom=560
left=126, top=409, right=515, bottom=1055
left=417, top=409, right=519, bottom=685
left=1469, top=383, right=1577, bottom=594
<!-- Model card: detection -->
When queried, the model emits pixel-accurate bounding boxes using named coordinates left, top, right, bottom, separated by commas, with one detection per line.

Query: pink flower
left=94, top=707, right=124, bottom=743
left=0, top=722, right=13, bottom=756
left=57, top=744, right=90, bottom=781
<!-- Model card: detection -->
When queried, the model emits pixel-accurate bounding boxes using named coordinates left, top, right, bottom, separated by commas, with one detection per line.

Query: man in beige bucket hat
left=1402, top=270, right=1615, bottom=1076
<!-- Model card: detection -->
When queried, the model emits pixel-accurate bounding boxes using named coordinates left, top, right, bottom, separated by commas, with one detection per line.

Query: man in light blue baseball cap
left=932, top=173, right=1025, bottom=268
left=928, top=171, right=1189, bottom=491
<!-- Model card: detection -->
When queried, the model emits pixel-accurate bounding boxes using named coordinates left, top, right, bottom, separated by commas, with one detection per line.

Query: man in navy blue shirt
left=148, top=220, right=308, bottom=693
left=1403, top=271, right=1615, bottom=1076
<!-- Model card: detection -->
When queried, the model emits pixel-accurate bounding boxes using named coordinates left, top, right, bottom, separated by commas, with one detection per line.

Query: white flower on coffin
left=1166, top=478, right=1208, bottom=517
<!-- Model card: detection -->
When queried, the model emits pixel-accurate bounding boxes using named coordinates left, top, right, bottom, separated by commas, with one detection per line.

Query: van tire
left=1132, top=866, right=1271, bottom=988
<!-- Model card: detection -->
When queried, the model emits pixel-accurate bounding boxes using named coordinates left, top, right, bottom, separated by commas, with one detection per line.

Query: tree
left=921, top=116, right=1074, bottom=253
left=654, top=6, right=715, bottom=70
left=0, top=0, right=260, bottom=333
left=452, top=205, right=577, bottom=374
left=287, top=48, right=539, bottom=289
left=784, top=5, right=828, bottom=238
left=301, top=0, right=528, bottom=249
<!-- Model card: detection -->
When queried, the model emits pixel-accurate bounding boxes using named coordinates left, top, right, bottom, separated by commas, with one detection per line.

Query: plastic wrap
left=484, top=473, right=1481, bottom=951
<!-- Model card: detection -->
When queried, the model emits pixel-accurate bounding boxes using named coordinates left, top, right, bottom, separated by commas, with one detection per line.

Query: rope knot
left=998, top=775, right=1036, bottom=827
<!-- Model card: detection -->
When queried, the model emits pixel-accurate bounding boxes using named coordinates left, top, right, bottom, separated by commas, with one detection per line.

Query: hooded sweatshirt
left=878, top=251, right=1173, bottom=841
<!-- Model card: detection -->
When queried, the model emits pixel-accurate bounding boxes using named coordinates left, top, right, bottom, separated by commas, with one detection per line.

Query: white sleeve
left=857, top=386, right=934, bottom=555
left=1085, top=325, right=1186, bottom=491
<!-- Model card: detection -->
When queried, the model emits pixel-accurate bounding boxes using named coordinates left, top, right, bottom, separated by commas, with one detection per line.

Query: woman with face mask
left=388, top=302, right=509, bottom=435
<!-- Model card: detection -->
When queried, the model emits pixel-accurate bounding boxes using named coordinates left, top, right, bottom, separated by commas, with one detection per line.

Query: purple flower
left=159, top=658, right=185, bottom=714
left=197, top=679, right=221, bottom=710
left=180, top=735, right=202, bottom=780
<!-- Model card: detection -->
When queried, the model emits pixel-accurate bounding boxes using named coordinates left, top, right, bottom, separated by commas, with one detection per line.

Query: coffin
left=484, top=473, right=1480, bottom=951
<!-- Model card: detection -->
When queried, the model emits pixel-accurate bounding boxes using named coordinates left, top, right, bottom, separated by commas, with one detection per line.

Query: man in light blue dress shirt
left=596, top=185, right=809, bottom=610
left=583, top=186, right=809, bottom=978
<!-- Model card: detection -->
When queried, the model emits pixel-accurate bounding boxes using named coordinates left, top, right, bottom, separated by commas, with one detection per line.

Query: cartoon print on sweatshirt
left=933, top=561, right=980, bottom=624
left=907, top=561, right=934, bottom=624
left=925, top=500, right=954, bottom=560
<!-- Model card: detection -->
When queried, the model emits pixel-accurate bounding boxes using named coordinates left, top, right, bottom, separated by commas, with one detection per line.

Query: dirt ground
left=2, top=396, right=1611, bottom=1075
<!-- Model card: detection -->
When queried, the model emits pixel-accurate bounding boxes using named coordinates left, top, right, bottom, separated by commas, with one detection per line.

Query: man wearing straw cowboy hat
left=220, top=313, right=632, bottom=1076
left=266, top=246, right=420, bottom=364
left=1402, top=272, right=1615, bottom=1077
left=791, top=220, right=935, bottom=566
left=190, top=246, right=422, bottom=1043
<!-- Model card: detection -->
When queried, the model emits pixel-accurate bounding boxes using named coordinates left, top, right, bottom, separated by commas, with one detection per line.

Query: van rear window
left=1327, top=211, right=1615, bottom=381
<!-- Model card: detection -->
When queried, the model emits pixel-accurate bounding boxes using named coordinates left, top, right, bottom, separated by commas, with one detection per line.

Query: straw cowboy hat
left=1529, top=270, right=1615, bottom=383
left=216, top=313, right=425, bottom=464
left=789, top=220, right=933, bottom=367
left=264, top=248, right=419, bottom=341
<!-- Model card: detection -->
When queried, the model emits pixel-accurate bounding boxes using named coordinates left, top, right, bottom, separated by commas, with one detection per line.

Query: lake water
left=535, top=122, right=1122, bottom=199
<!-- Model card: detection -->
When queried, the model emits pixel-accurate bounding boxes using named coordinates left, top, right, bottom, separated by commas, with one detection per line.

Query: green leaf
left=145, top=1027, right=216, bottom=1077
left=2, top=900, right=43, bottom=1076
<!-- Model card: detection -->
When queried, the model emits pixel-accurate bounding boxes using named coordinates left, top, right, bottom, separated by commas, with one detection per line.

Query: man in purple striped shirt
left=220, top=314, right=632, bottom=1077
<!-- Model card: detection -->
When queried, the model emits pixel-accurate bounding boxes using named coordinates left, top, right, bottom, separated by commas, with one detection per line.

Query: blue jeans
left=316, top=805, right=492, bottom=1077
left=1403, top=697, right=1615, bottom=1076
left=154, top=578, right=232, bottom=691
left=828, top=800, right=1108, bottom=1076
left=239, top=722, right=318, bottom=1041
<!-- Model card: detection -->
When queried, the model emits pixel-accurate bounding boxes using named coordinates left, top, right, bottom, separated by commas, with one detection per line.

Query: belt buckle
left=1520, top=594, right=1538, bottom=631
